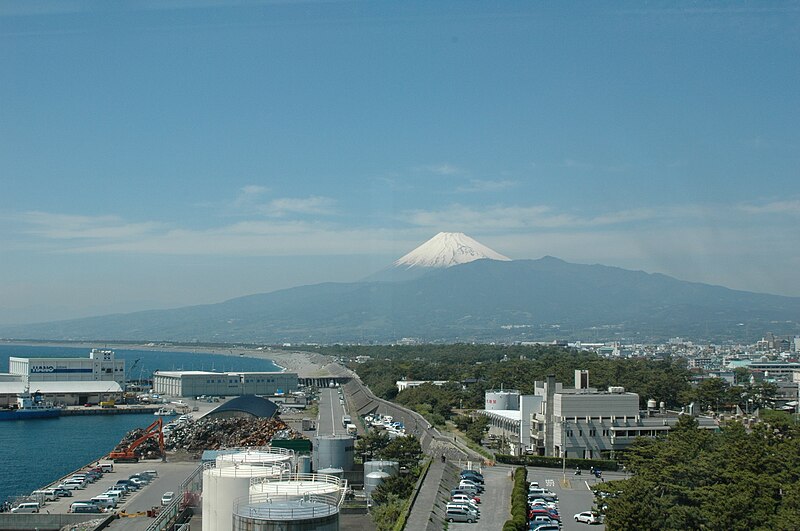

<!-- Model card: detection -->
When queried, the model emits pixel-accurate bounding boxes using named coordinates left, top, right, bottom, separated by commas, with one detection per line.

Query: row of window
left=565, top=428, right=665, bottom=438
left=203, top=378, right=280, bottom=384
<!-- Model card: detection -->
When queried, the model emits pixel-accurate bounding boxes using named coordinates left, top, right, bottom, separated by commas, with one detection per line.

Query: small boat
left=0, top=388, right=61, bottom=421
left=154, top=407, right=176, bottom=416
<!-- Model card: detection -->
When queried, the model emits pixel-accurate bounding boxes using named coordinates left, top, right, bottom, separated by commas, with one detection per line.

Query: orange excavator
left=108, top=417, right=165, bottom=463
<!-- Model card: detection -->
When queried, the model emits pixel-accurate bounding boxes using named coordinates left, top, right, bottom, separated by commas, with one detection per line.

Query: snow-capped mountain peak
left=393, top=232, right=511, bottom=269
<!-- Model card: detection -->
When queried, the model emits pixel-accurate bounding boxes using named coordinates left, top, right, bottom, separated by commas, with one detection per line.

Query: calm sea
left=0, top=344, right=280, bottom=503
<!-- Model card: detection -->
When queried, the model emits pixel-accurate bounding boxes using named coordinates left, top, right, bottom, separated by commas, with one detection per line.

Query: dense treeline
left=321, top=344, right=693, bottom=412
left=599, top=411, right=800, bottom=530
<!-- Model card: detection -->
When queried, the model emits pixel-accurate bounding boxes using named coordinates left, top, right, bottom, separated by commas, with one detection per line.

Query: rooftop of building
left=154, top=370, right=291, bottom=377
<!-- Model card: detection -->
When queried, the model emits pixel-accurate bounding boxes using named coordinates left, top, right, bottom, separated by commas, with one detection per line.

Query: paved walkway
left=405, top=458, right=446, bottom=531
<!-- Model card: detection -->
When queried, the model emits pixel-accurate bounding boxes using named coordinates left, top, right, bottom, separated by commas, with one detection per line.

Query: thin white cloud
left=262, top=196, right=336, bottom=217
left=457, top=179, right=517, bottom=193
left=18, top=211, right=163, bottom=240
left=738, top=200, right=800, bottom=215
left=417, top=163, right=463, bottom=176
left=405, top=204, right=670, bottom=231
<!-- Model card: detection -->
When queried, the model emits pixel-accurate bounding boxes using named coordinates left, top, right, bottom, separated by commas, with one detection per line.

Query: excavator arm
left=109, top=417, right=164, bottom=463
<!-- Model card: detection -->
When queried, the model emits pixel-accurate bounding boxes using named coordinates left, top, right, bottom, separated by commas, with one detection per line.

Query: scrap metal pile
left=163, top=417, right=304, bottom=451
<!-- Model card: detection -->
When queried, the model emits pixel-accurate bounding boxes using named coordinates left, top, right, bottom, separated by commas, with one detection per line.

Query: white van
left=100, top=463, right=114, bottom=473
left=11, top=502, right=40, bottom=513
left=91, top=495, right=116, bottom=509
left=32, top=489, right=58, bottom=501
left=445, top=505, right=475, bottom=523
left=70, top=502, right=101, bottom=513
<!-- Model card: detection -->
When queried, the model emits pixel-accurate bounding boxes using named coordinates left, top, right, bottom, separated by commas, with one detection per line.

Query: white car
left=574, top=511, right=602, bottom=524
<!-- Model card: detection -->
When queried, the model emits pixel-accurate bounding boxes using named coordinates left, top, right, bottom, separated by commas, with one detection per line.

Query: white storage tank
left=365, top=470, right=391, bottom=497
left=202, top=462, right=285, bottom=531
left=233, top=493, right=341, bottom=531
left=216, top=447, right=295, bottom=470
left=313, top=435, right=355, bottom=471
left=363, top=460, right=399, bottom=478
left=249, top=472, right=346, bottom=500
left=317, top=467, right=343, bottom=479
left=485, top=390, right=520, bottom=411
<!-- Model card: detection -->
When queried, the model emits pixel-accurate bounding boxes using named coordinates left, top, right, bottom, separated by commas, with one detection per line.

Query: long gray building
left=153, top=370, right=298, bottom=397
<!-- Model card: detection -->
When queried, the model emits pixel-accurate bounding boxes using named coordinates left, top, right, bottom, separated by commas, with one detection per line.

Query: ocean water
left=0, top=344, right=281, bottom=503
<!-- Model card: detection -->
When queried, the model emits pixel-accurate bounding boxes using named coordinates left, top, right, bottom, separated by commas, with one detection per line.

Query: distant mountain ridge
left=2, top=256, right=799, bottom=343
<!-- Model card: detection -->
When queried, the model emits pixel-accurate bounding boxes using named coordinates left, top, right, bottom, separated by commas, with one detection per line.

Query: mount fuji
left=366, top=232, right=510, bottom=282
left=394, top=232, right=510, bottom=269
left=2, top=234, right=800, bottom=343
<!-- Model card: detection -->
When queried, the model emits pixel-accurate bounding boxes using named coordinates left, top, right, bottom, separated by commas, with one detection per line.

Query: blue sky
left=1, top=1, right=799, bottom=324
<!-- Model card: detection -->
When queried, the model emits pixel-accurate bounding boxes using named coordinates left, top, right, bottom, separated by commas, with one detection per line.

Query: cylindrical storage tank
left=647, top=399, right=657, bottom=409
left=365, top=470, right=390, bottom=497
left=364, top=460, right=399, bottom=478
left=313, top=435, right=355, bottom=471
left=485, top=390, right=520, bottom=411
left=233, top=494, right=339, bottom=531
left=202, top=463, right=285, bottom=531
left=217, top=447, right=295, bottom=470
left=297, top=455, right=312, bottom=474
left=249, top=473, right=345, bottom=500
left=317, top=467, right=343, bottom=479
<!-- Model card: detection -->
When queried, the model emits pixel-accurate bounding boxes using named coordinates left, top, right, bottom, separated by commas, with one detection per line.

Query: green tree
left=379, top=435, right=422, bottom=470
left=370, top=493, right=405, bottom=531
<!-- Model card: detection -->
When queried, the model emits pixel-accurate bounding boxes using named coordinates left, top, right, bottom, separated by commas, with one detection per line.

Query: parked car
left=459, top=479, right=484, bottom=493
left=11, top=502, right=40, bottom=513
left=53, top=487, right=73, bottom=497
left=460, top=472, right=485, bottom=484
left=445, top=505, right=477, bottom=523
left=31, top=489, right=58, bottom=501
left=161, top=491, right=175, bottom=506
left=574, top=511, right=603, bottom=524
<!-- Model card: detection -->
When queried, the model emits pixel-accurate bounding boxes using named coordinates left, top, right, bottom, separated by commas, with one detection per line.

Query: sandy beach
left=0, top=340, right=337, bottom=378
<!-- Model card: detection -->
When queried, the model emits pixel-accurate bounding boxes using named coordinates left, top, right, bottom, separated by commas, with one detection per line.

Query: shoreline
left=0, top=339, right=336, bottom=377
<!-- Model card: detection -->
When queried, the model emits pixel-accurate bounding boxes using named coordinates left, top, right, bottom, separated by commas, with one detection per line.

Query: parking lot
left=33, top=459, right=198, bottom=519
left=444, top=464, right=607, bottom=530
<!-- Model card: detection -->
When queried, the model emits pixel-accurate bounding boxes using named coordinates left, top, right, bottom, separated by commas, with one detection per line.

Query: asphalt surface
left=447, top=466, right=513, bottom=530
left=317, top=387, right=348, bottom=437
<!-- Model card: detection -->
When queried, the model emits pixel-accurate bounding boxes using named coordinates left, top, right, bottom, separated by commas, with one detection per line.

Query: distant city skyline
left=1, top=1, right=799, bottom=324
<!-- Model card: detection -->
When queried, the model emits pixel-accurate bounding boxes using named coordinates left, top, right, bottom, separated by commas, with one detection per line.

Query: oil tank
left=317, top=467, right=343, bottom=479
left=313, top=435, right=354, bottom=471
left=365, top=470, right=391, bottom=497
left=485, top=390, right=520, bottom=411
left=363, top=460, right=399, bottom=478
left=233, top=493, right=340, bottom=531
left=217, top=447, right=295, bottom=470
left=202, top=463, right=284, bottom=531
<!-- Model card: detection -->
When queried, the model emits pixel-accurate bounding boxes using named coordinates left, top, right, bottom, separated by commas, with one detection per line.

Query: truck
left=346, top=423, right=357, bottom=436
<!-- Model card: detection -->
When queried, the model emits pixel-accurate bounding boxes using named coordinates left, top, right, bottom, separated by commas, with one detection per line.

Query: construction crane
left=108, top=417, right=165, bottom=463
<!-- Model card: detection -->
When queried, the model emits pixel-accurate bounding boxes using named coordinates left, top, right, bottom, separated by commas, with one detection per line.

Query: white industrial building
left=1, top=349, right=124, bottom=406
left=153, top=370, right=299, bottom=397
left=480, top=370, right=719, bottom=458
left=9, top=348, right=125, bottom=385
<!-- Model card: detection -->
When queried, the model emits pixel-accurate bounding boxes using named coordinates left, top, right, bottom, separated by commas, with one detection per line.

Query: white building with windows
left=531, top=371, right=717, bottom=459
left=153, top=370, right=298, bottom=397
left=479, top=370, right=718, bottom=458
left=3, top=349, right=124, bottom=406
left=9, top=348, right=125, bottom=385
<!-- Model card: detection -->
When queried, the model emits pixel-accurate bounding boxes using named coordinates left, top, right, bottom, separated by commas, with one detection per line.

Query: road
left=317, top=387, right=348, bottom=437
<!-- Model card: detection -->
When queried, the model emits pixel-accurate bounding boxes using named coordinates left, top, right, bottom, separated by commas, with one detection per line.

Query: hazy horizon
left=2, top=1, right=799, bottom=325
